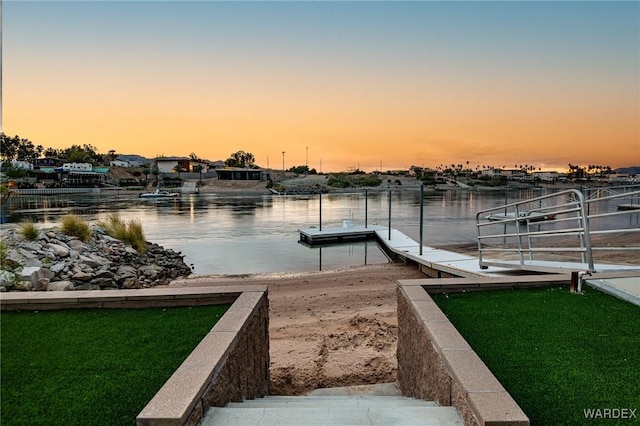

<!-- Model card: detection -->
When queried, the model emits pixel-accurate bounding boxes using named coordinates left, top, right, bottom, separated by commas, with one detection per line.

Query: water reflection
left=2, top=188, right=598, bottom=274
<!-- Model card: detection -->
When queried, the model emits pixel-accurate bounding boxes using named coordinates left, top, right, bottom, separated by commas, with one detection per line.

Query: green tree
left=193, top=164, right=204, bottom=184
left=62, top=144, right=102, bottom=164
left=1, top=133, right=43, bottom=162
left=151, top=164, right=160, bottom=183
left=43, top=147, right=64, bottom=159
left=288, top=165, right=311, bottom=174
left=225, top=150, right=255, bottom=168
left=142, top=165, right=151, bottom=183
left=0, top=163, right=28, bottom=179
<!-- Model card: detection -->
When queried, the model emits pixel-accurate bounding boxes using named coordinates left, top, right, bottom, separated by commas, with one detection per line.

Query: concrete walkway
left=584, top=271, right=640, bottom=307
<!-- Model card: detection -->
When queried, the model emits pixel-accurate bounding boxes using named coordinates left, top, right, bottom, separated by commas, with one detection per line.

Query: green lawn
left=1, top=305, right=229, bottom=426
left=432, top=287, right=640, bottom=425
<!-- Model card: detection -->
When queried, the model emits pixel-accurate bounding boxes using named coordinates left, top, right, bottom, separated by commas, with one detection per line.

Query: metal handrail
left=476, top=188, right=640, bottom=273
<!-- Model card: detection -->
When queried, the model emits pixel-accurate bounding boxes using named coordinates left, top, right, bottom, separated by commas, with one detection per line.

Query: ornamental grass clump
left=125, top=219, right=147, bottom=254
left=98, top=213, right=127, bottom=240
left=18, top=219, right=39, bottom=241
left=60, top=214, right=92, bottom=242
left=98, top=213, right=147, bottom=254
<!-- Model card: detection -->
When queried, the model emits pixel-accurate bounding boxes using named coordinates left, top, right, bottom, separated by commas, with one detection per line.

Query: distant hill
left=115, top=155, right=153, bottom=166
left=614, top=166, right=640, bottom=175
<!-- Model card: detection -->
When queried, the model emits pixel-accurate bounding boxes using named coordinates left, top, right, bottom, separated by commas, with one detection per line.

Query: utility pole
left=282, top=151, right=285, bottom=171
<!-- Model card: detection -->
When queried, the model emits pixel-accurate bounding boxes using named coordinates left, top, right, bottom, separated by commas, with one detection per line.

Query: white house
left=110, top=160, right=130, bottom=168
left=532, top=171, right=562, bottom=182
left=10, top=160, right=34, bottom=170
left=480, top=168, right=504, bottom=177
left=61, top=163, right=93, bottom=172
left=155, top=157, right=210, bottom=174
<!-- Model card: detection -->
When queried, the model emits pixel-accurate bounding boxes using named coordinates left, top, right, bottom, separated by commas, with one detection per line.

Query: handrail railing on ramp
left=476, top=189, right=640, bottom=273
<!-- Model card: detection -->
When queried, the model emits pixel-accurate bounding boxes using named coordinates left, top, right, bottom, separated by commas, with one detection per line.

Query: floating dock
left=299, top=223, right=386, bottom=245
left=300, top=224, right=640, bottom=281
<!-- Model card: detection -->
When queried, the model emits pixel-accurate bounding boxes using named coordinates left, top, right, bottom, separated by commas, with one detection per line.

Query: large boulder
left=0, top=270, right=17, bottom=288
left=116, top=265, right=138, bottom=281
left=20, top=266, right=55, bottom=286
left=139, top=264, right=164, bottom=281
left=3, top=249, right=25, bottom=270
left=46, top=243, right=70, bottom=258
left=48, top=281, right=74, bottom=291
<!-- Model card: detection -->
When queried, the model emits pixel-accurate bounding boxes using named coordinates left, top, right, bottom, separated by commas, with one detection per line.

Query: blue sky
left=3, top=1, right=639, bottom=171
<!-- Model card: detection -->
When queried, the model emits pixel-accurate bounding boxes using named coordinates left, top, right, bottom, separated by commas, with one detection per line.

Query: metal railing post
left=419, top=183, right=424, bottom=255
left=576, top=191, right=595, bottom=271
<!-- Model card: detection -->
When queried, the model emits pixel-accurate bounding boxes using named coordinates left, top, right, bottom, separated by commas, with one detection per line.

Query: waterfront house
left=110, top=160, right=130, bottom=168
left=216, top=167, right=268, bottom=181
left=155, top=156, right=210, bottom=174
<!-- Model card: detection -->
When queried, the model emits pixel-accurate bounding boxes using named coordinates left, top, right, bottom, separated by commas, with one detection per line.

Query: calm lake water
left=0, top=187, right=602, bottom=275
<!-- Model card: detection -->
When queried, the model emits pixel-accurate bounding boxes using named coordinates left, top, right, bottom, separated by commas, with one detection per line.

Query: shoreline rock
left=0, top=227, right=192, bottom=292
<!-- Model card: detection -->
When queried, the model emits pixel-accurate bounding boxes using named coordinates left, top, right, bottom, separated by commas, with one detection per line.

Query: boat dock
left=299, top=222, right=386, bottom=245
left=300, top=224, right=640, bottom=277
left=300, top=225, right=539, bottom=278
left=300, top=187, right=639, bottom=303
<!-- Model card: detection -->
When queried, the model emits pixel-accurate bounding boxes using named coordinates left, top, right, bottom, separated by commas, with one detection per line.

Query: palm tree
left=193, top=164, right=204, bottom=184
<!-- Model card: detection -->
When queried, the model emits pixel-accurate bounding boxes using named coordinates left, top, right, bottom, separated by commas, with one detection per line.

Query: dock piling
left=319, top=192, right=322, bottom=231
left=388, top=190, right=392, bottom=240
left=365, top=189, right=368, bottom=228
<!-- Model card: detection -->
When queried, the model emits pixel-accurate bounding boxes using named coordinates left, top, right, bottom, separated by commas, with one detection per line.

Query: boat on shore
left=617, top=204, right=640, bottom=211
left=139, top=189, right=179, bottom=199
left=486, top=211, right=556, bottom=223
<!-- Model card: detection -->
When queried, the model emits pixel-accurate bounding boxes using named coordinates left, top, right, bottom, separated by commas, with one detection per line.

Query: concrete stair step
left=227, top=395, right=437, bottom=408
left=201, top=406, right=463, bottom=426
left=306, top=383, right=401, bottom=396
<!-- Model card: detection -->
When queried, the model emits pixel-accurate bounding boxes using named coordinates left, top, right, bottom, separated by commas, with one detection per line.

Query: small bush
left=18, top=219, right=39, bottom=241
left=98, top=214, right=127, bottom=240
left=60, top=214, right=92, bottom=242
left=126, top=220, right=147, bottom=254
left=98, top=214, right=147, bottom=254
left=0, top=239, right=8, bottom=265
left=327, top=174, right=351, bottom=188
left=356, top=175, right=382, bottom=187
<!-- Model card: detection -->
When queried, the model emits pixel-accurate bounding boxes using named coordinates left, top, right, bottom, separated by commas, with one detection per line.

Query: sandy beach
left=169, top=231, right=639, bottom=396
left=170, top=263, right=427, bottom=395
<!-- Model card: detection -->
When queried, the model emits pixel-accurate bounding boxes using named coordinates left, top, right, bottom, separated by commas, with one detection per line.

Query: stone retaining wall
left=397, top=281, right=530, bottom=426
left=0, top=286, right=269, bottom=426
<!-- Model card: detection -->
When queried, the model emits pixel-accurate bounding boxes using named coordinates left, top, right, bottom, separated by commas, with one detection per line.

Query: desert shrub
left=18, top=219, right=39, bottom=241
left=60, top=214, right=92, bottom=242
left=98, top=214, right=147, bottom=254
left=125, top=219, right=147, bottom=254
left=356, top=175, right=382, bottom=187
left=327, top=174, right=351, bottom=188
left=98, top=213, right=127, bottom=240
left=327, top=173, right=381, bottom=188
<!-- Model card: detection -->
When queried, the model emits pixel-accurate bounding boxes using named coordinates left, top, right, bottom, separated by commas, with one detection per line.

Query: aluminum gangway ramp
left=476, top=189, right=640, bottom=275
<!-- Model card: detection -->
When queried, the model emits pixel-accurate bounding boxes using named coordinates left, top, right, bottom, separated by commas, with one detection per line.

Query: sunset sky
left=2, top=1, right=639, bottom=172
